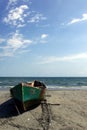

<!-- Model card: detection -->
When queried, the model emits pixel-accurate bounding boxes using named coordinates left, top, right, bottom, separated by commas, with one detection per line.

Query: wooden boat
left=10, top=80, right=46, bottom=111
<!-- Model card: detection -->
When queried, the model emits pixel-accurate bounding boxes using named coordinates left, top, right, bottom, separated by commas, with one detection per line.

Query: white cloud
left=7, top=0, right=18, bottom=8
left=68, top=13, right=87, bottom=25
left=7, top=0, right=30, bottom=9
left=39, top=53, right=87, bottom=64
left=0, top=52, right=13, bottom=57
left=18, top=49, right=31, bottom=54
left=41, top=34, right=48, bottom=39
left=7, top=30, right=32, bottom=50
left=39, top=34, right=48, bottom=44
left=17, top=23, right=26, bottom=28
left=3, top=5, right=29, bottom=27
left=4, top=2, right=47, bottom=28
left=0, top=38, right=5, bottom=43
left=0, top=31, right=49, bottom=58
left=0, top=31, right=33, bottom=58
left=28, top=13, right=47, bottom=23
left=33, top=34, right=48, bottom=44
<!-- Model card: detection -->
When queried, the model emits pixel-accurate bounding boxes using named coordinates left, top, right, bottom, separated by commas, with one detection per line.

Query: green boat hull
left=10, top=82, right=46, bottom=111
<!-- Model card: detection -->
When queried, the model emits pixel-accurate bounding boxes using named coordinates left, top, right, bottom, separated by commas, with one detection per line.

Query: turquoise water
left=0, top=77, right=87, bottom=90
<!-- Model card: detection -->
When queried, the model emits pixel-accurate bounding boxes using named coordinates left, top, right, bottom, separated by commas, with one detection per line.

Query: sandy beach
left=0, top=89, right=87, bottom=130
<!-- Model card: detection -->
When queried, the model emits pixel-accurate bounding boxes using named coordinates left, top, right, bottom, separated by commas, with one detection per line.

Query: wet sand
left=0, top=89, right=87, bottom=130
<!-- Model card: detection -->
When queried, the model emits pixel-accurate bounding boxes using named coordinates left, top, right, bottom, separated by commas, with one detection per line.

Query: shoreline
left=0, top=89, right=87, bottom=130
left=1, top=86, right=87, bottom=91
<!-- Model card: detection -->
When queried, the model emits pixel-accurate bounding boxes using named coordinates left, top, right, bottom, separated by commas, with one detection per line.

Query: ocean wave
left=0, top=85, right=14, bottom=90
left=1, top=77, right=87, bottom=90
left=47, top=85, right=87, bottom=90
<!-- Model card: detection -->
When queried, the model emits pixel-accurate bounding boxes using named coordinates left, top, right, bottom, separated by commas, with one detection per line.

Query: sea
left=0, top=77, right=87, bottom=90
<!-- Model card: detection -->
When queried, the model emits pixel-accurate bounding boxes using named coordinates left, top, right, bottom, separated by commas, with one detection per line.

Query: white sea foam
left=47, top=85, right=87, bottom=90
left=0, top=85, right=14, bottom=90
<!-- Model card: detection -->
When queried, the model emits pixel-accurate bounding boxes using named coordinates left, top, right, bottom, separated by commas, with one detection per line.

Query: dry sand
left=0, top=89, right=87, bottom=130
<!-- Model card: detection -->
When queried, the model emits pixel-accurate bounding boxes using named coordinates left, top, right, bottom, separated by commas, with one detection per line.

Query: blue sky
left=0, top=0, right=87, bottom=77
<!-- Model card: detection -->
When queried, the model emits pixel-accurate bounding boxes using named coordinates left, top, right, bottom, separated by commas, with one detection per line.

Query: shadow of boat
left=0, top=98, right=18, bottom=118
left=0, top=98, right=40, bottom=118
